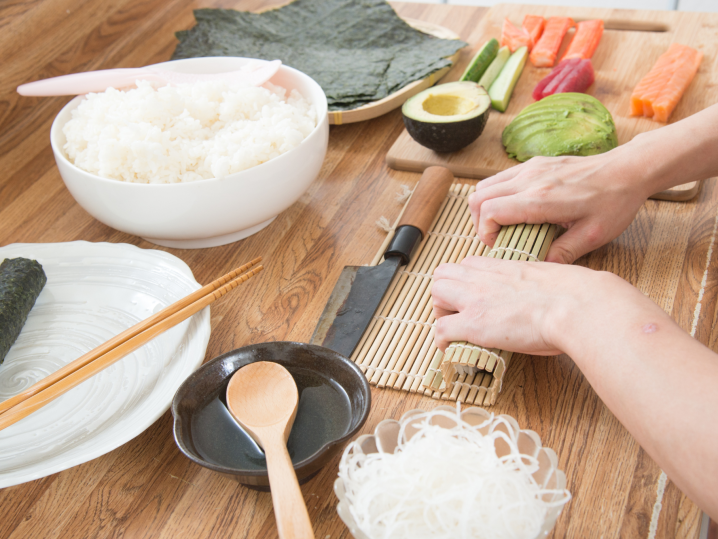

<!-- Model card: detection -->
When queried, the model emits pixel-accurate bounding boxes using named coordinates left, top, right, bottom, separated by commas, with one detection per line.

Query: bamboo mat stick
left=399, top=325, right=434, bottom=391
left=354, top=183, right=559, bottom=406
left=361, top=185, right=470, bottom=375
left=408, top=327, right=438, bottom=392
left=0, top=257, right=262, bottom=417
left=352, top=184, right=462, bottom=368
left=380, top=298, right=435, bottom=387
left=0, top=265, right=264, bottom=431
left=352, top=184, right=458, bottom=366
left=371, top=193, right=478, bottom=383
left=374, top=288, right=433, bottom=386
left=483, top=224, right=559, bottom=405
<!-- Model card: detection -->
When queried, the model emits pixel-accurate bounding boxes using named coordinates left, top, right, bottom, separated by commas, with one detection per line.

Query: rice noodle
left=338, top=407, right=571, bottom=539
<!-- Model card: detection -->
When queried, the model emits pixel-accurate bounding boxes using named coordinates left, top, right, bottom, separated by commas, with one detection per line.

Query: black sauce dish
left=171, top=341, right=371, bottom=490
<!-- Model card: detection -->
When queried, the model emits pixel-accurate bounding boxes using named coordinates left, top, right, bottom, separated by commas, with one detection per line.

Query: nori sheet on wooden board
left=0, top=258, right=47, bottom=364
left=172, top=0, right=467, bottom=111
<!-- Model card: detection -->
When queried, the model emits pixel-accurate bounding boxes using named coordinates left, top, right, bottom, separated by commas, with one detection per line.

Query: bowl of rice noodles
left=335, top=405, right=571, bottom=539
left=50, top=56, right=328, bottom=249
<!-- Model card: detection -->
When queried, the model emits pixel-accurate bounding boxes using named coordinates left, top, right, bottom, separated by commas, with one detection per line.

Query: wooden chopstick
left=0, top=257, right=262, bottom=419
left=0, top=264, right=264, bottom=431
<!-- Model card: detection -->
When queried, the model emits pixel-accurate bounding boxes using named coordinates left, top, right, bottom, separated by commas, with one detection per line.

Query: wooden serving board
left=386, top=4, right=718, bottom=201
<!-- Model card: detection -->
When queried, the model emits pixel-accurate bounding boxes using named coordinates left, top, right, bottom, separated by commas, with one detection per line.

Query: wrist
left=545, top=270, right=655, bottom=357
left=607, top=134, right=668, bottom=200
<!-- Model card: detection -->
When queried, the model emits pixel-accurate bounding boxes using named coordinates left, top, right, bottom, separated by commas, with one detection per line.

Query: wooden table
left=0, top=1, right=713, bottom=537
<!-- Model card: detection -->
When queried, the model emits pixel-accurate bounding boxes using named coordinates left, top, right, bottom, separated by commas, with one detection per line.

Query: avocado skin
left=403, top=112, right=489, bottom=153
left=502, top=93, right=618, bottom=162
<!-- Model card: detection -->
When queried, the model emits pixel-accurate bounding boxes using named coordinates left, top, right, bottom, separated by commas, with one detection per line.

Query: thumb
left=544, top=224, right=596, bottom=264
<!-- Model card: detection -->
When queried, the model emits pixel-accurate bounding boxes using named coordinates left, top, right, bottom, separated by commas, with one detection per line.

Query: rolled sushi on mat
left=0, top=258, right=47, bottom=364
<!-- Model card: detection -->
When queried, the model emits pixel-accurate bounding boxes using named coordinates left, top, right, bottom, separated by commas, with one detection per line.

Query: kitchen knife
left=310, top=166, right=455, bottom=358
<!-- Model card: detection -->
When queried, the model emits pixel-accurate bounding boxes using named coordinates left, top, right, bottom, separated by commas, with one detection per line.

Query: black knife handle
left=384, top=225, right=423, bottom=266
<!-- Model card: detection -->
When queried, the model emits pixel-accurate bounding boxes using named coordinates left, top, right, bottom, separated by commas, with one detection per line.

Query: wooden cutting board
left=386, top=4, right=718, bottom=201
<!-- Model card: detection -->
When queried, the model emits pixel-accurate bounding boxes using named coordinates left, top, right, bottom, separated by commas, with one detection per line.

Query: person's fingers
left=433, top=312, right=474, bottom=352
left=472, top=165, right=523, bottom=192
left=431, top=276, right=471, bottom=314
left=477, top=195, right=542, bottom=247
left=459, top=255, right=512, bottom=273
left=544, top=221, right=605, bottom=264
left=433, top=261, right=482, bottom=282
left=432, top=305, right=456, bottom=319
left=468, top=182, right=523, bottom=236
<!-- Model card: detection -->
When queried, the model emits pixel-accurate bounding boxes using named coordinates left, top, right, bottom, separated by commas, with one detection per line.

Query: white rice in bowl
left=62, top=80, right=317, bottom=184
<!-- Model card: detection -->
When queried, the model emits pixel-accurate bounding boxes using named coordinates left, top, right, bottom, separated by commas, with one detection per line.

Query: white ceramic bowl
left=334, top=405, right=569, bottom=539
left=50, top=57, right=329, bottom=249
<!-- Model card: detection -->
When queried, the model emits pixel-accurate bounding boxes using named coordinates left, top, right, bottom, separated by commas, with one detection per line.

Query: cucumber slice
left=460, top=38, right=499, bottom=83
left=488, top=46, right=528, bottom=112
left=478, top=46, right=510, bottom=90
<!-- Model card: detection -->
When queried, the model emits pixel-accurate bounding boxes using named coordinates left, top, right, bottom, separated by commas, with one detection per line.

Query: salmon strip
left=501, top=18, right=531, bottom=52
left=562, top=20, right=604, bottom=60
left=653, top=47, right=702, bottom=122
left=629, top=43, right=684, bottom=116
left=529, top=17, right=574, bottom=67
left=630, top=43, right=701, bottom=119
left=522, top=15, right=546, bottom=49
left=635, top=49, right=683, bottom=117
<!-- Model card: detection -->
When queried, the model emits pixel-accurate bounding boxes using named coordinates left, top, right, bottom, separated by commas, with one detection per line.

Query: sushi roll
left=0, top=257, right=47, bottom=363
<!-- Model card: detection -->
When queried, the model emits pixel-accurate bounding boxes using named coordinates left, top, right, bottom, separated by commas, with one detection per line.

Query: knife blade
left=310, top=166, right=455, bottom=358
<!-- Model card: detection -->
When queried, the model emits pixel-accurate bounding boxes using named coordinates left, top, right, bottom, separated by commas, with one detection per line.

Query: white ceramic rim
left=49, top=57, right=329, bottom=189
left=0, top=241, right=211, bottom=487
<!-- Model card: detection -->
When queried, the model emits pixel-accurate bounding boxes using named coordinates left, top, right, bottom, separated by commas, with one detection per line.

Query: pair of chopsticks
left=0, top=257, right=264, bottom=431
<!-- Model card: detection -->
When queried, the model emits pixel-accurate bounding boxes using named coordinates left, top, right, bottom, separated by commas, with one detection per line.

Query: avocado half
left=502, top=93, right=618, bottom=162
left=402, top=82, right=491, bottom=153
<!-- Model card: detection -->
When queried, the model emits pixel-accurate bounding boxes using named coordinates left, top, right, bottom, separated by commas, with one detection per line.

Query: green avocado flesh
left=502, top=93, right=618, bottom=162
left=403, top=81, right=491, bottom=153
left=0, top=258, right=46, bottom=364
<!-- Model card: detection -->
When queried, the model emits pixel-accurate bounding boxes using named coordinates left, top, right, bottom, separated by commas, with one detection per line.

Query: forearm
left=612, top=102, right=718, bottom=195
left=555, top=273, right=718, bottom=518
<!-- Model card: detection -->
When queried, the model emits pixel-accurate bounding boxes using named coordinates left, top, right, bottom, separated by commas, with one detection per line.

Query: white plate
left=0, top=242, right=211, bottom=487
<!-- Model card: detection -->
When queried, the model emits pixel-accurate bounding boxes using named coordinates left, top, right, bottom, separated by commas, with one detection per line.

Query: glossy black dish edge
left=171, top=341, right=371, bottom=490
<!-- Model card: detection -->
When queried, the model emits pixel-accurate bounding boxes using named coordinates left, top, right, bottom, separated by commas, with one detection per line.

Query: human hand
left=431, top=256, right=648, bottom=355
left=469, top=150, right=650, bottom=264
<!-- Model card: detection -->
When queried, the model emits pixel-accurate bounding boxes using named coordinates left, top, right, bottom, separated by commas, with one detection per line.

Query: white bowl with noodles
left=50, top=57, right=329, bottom=249
left=334, top=405, right=570, bottom=539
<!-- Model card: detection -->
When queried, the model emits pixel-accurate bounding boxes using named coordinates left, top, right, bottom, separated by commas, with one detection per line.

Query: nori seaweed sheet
left=0, top=258, right=47, bottom=364
left=172, top=0, right=467, bottom=111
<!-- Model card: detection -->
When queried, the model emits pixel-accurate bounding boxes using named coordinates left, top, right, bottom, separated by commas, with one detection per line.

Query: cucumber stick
left=488, top=46, right=528, bottom=112
left=460, top=38, right=499, bottom=83
left=477, top=46, right=510, bottom=90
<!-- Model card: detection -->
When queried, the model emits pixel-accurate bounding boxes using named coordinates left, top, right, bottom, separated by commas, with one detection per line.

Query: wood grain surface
left=386, top=3, right=713, bottom=201
left=0, top=1, right=714, bottom=538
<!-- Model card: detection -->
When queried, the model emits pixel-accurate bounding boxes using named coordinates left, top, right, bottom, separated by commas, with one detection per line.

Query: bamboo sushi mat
left=350, top=183, right=557, bottom=406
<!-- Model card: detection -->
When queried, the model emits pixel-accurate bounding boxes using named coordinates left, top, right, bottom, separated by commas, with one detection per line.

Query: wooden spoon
left=226, top=361, right=314, bottom=539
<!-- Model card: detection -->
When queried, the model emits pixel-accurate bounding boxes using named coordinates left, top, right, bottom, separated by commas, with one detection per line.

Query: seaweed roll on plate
left=0, top=257, right=47, bottom=364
